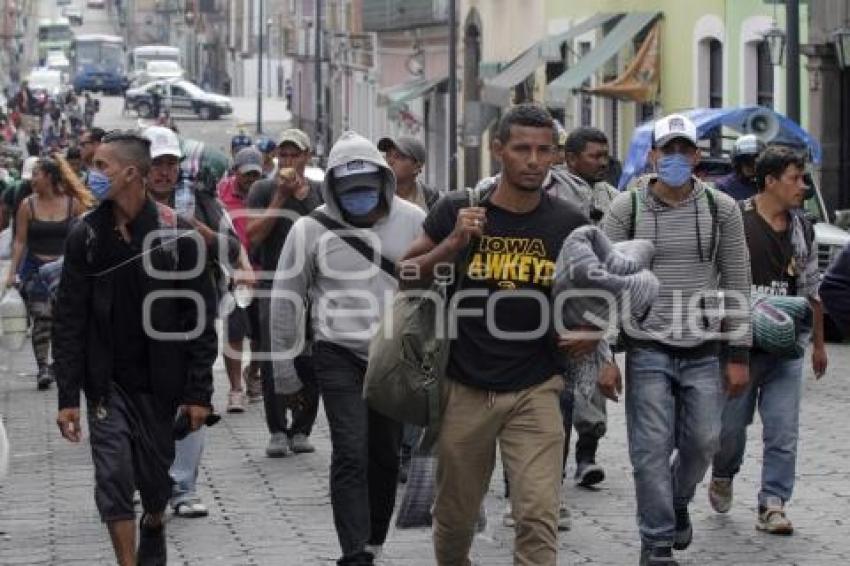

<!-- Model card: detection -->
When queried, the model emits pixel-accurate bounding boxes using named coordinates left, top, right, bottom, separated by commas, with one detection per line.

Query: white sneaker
left=226, top=390, right=245, bottom=413
left=265, top=432, right=290, bottom=458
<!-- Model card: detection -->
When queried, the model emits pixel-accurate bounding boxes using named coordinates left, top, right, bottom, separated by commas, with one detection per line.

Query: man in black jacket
left=53, top=131, right=218, bottom=566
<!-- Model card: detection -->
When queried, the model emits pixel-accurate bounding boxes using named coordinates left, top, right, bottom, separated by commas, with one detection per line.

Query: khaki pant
left=433, top=375, right=565, bottom=566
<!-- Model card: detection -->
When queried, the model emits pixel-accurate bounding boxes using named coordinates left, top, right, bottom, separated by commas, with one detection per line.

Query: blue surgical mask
left=87, top=169, right=111, bottom=201
left=657, top=154, right=693, bottom=188
left=339, top=188, right=380, bottom=216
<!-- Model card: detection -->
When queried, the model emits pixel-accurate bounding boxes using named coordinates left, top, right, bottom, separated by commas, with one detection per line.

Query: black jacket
left=52, top=199, right=218, bottom=411
left=821, top=241, right=850, bottom=336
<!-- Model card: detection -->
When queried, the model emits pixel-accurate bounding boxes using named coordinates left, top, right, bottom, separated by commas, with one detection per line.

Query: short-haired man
left=401, top=103, right=589, bottom=565
left=550, top=126, right=620, bottom=488
left=53, top=131, right=218, bottom=565
left=709, top=146, right=827, bottom=535
left=79, top=127, right=106, bottom=185
left=271, top=131, right=426, bottom=564
left=245, top=128, right=322, bottom=457
left=378, top=135, right=439, bottom=211
left=603, top=114, right=752, bottom=565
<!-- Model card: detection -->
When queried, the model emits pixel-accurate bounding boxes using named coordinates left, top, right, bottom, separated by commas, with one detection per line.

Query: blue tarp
left=619, top=107, right=823, bottom=189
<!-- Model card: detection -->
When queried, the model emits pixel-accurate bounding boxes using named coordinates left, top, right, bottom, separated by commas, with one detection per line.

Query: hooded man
left=271, top=131, right=426, bottom=565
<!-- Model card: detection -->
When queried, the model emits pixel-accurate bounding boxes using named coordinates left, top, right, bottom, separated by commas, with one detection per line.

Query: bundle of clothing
left=553, top=225, right=659, bottom=399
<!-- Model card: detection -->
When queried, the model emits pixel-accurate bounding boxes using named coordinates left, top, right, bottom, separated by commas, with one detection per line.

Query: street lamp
left=763, top=24, right=787, bottom=66
left=832, top=28, right=850, bottom=70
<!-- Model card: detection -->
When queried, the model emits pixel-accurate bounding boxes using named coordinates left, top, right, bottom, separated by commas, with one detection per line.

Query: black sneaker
left=36, top=366, right=52, bottom=391
left=639, top=544, right=678, bottom=566
left=574, top=460, right=605, bottom=487
left=336, top=550, right=374, bottom=565
left=673, top=506, right=693, bottom=550
left=137, top=514, right=166, bottom=566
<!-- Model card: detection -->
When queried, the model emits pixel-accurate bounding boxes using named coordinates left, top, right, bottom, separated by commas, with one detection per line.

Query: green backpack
left=363, top=188, right=483, bottom=437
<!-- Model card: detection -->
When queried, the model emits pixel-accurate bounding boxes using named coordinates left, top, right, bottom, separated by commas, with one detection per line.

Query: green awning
left=545, top=12, right=660, bottom=106
left=480, top=13, right=621, bottom=107
left=378, top=76, right=448, bottom=107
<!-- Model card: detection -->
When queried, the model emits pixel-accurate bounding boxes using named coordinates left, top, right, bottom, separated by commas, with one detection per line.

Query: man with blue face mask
left=603, top=114, right=752, bottom=566
left=270, top=131, right=426, bottom=565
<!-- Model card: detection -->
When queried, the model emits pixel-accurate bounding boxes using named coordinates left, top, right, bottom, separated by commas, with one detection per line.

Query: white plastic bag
left=0, top=227, right=11, bottom=260
left=0, top=287, right=28, bottom=351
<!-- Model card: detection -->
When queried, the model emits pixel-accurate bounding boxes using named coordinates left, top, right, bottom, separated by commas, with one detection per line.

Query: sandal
left=173, top=500, right=209, bottom=518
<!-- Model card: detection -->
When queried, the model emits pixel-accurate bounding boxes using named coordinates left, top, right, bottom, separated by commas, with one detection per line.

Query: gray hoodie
left=270, top=131, right=427, bottom=394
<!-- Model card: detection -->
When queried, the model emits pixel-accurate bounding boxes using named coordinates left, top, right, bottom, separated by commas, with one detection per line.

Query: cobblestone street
left=2, top=336, right=849, bottom=565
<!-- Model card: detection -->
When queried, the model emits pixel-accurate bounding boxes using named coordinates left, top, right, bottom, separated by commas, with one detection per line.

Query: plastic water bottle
left=0, top=287, right=29, bottom=351
left=174, top=179, right=196, bottom=220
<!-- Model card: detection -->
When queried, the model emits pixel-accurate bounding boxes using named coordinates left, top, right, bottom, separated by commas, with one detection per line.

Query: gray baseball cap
left=277, top=128, right=312, bottom=151
left=377, top=136, right=426, bottom=164
left=233, top=147, right=263, bottom=175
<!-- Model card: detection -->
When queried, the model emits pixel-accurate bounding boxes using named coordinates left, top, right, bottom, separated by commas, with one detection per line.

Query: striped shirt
left=603, top=175, right=752, bottom=360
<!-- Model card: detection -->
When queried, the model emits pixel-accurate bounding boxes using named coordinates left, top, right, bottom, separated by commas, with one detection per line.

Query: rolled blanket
left=553, top=226, right=659, bottom=399
left=751, top=293, right=811, bottom=358
left=554, top=225, right=659, bottom=330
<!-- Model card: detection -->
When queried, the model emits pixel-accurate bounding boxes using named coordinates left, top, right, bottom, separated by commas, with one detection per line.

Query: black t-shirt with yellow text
left=423, top=189, right=587, bottom=392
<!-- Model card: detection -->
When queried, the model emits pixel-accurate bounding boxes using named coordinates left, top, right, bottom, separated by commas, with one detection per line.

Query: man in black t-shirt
left=245, top=128, right=322, bottom=458
left=709, top=146, right=828, bottom=536
left=401, top=104, right=590, bottom=565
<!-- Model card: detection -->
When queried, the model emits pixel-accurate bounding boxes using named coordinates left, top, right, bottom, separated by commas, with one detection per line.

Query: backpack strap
left=704, top=187, right=718, bottom=261
left=310, top=210, right=398, bottom=280
left=628, top=188, right=641, bottom=240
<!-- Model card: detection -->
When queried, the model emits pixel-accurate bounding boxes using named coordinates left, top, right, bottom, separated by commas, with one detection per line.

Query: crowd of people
left=1, top=99, right=848, bottom=566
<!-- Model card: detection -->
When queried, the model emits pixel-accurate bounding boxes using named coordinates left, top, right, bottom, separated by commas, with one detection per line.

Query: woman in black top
left=4, top=158, right=88, bottom=389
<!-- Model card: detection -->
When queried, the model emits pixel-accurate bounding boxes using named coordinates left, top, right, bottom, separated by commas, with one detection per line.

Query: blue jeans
left=170, top=427, right=205, bottom=506
left=712, top=352, right=804, bottom=507
left=625, top=347, right=723, bottom=546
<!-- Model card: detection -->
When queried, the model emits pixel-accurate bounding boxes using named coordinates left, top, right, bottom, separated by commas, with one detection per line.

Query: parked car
left=133, top=60, right=184, bottom=86
left=124, top=79, right=232, bottom=120
left=61, top=7, right=83, bottom=26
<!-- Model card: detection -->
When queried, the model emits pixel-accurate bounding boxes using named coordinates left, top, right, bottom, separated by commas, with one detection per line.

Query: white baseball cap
left=332, top=160, right=382, bottom=192
left=143, top=126, right=183, bottom=160
left=653, top=114, right=698, bottom=148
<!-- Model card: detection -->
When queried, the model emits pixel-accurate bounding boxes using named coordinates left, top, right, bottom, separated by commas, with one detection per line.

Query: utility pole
left=315, top=0, right=324, bottom=159
left=448, top=0, right=458, bottom=190
left=786, top=0, right=801, bottom=123
left=256, top=0, right=264, bottom=134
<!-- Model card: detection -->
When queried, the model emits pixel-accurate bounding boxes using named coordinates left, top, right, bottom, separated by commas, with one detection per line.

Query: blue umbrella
left=619, top=106, right=822, bottom=189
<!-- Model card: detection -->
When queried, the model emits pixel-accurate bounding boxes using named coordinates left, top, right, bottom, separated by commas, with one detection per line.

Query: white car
left=45, top=50, right=70, bottom=74
left=125, top=79, right=232, bottom=120
left=27, top=68, right=64, bottom=97
left=135, top=60, right=184, bottom=86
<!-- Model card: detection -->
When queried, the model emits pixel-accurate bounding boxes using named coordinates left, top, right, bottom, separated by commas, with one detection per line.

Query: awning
left=481, top=13, right=621, bottom=107
left=545, top=12, right=660, bottom=106
left=378, top=76, right=448, bottom=107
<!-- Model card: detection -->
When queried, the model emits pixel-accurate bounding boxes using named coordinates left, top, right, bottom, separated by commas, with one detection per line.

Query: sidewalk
left=1, top=331, right=850, bottom=563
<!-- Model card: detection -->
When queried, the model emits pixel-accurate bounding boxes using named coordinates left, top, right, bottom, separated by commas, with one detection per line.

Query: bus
left=130, top=45, right=181, bottom=73
left=37, top=18, right=73, bottom=61
left=71, top=34, right=127, bottom=94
